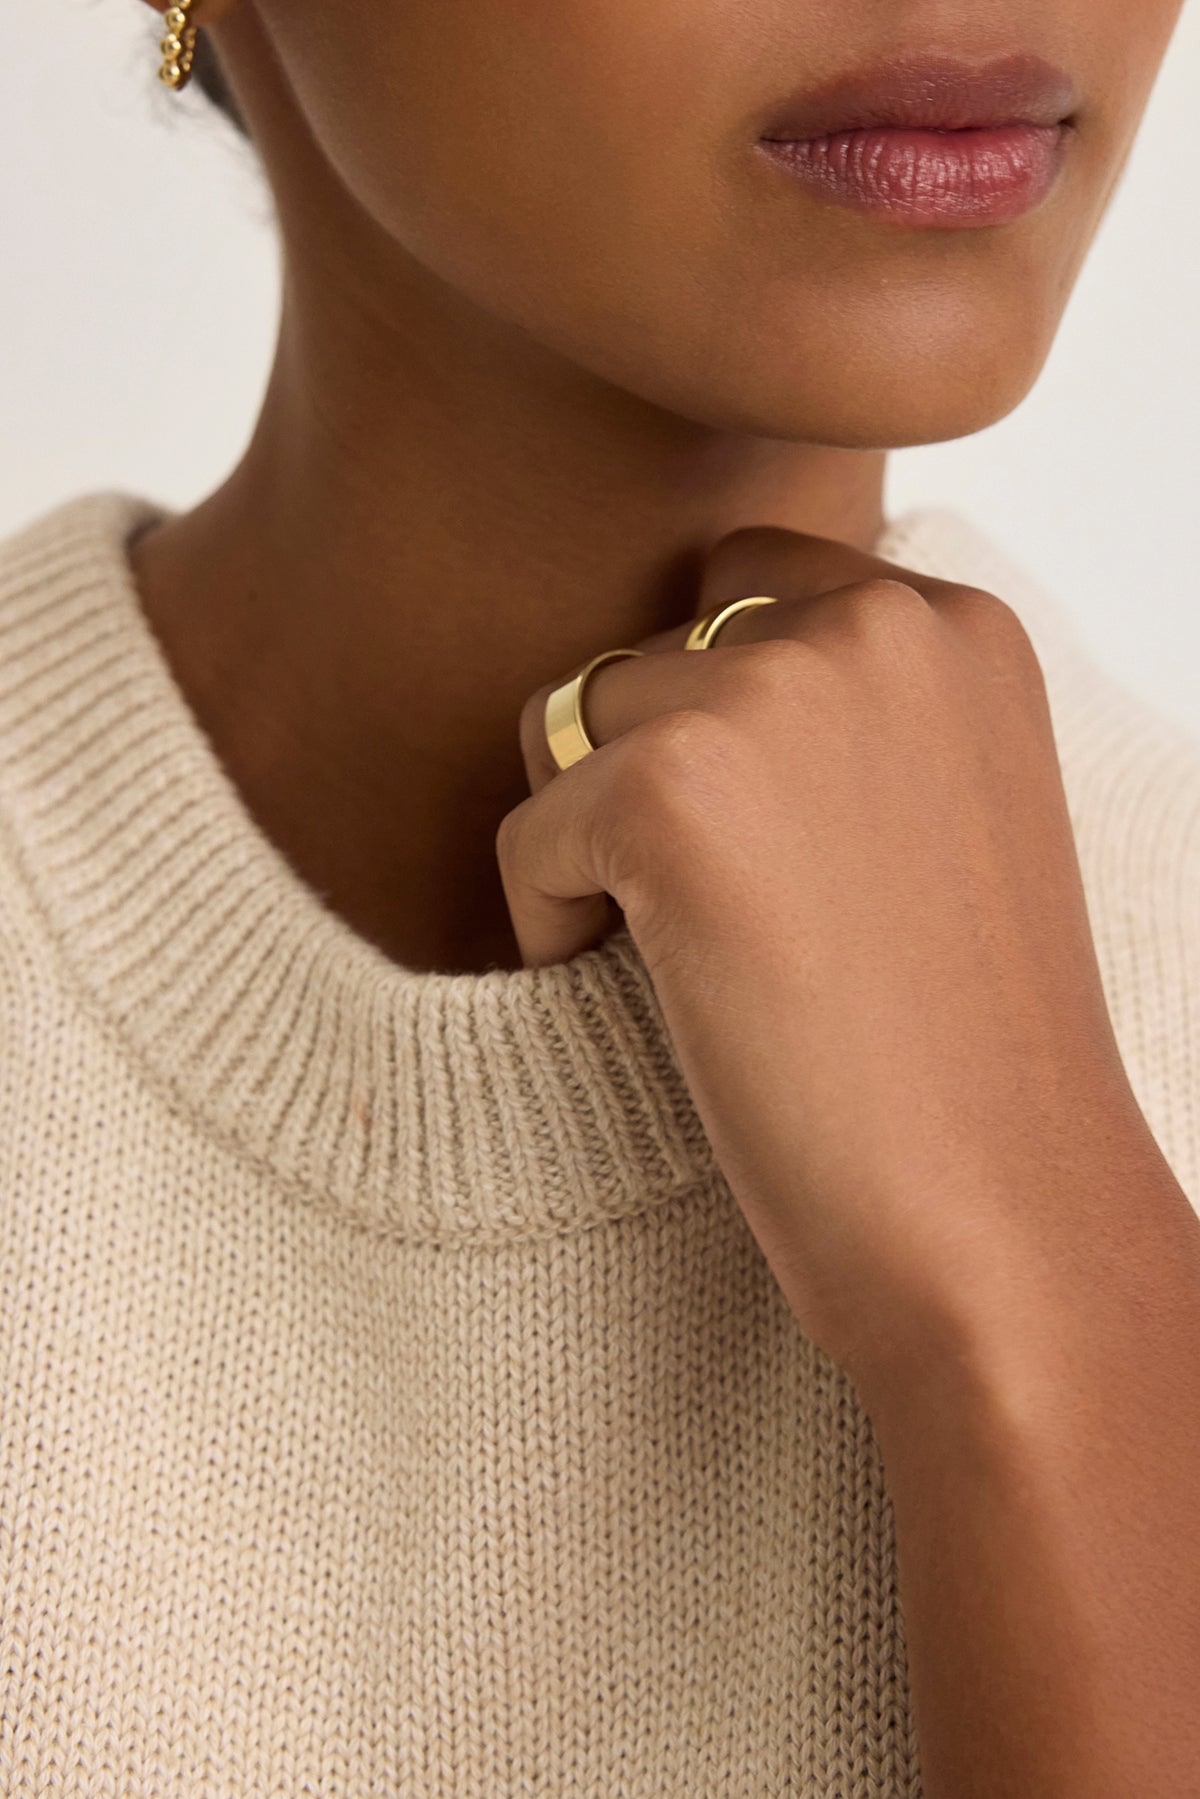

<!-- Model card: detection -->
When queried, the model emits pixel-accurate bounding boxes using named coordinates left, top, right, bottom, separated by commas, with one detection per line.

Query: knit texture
left=0, top=488, right=1196, bottom=1797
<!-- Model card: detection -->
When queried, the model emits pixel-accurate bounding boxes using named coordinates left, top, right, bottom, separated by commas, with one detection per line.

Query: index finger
left=518, top=523, right=975, bottom=784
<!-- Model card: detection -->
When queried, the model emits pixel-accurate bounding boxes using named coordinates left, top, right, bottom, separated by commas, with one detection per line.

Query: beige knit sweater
left=0, top=488, right=1197, bottom=1797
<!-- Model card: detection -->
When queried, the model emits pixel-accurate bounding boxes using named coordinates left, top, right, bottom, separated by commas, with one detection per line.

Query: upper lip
left=759, top=52, right=1080, bottom=139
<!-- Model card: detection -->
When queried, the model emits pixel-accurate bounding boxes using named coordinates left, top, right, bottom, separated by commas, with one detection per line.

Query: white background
left=4, top=2, right=1197, bottom=736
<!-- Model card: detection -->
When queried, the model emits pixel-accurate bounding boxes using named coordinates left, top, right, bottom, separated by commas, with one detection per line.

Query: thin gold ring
left=684, top=594, right=780, bottom=651
left=544, top=647, right=644, bottom=771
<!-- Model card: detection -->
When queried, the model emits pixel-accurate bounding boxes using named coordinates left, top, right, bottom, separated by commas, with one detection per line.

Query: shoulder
left=0, top=489, right=170, bottom=1046
left=0, top=487, right=164, bottom=597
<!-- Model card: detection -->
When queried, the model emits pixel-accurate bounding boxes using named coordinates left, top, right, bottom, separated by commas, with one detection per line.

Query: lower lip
left=758, top=123, right=1068, bottom=227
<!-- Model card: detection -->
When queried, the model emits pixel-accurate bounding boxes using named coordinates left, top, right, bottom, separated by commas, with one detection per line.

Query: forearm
left=851, top=1157, right=1200, bottom=1799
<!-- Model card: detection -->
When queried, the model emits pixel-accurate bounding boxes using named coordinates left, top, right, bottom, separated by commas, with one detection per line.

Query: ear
left=139, top=0, right=241, bottom=20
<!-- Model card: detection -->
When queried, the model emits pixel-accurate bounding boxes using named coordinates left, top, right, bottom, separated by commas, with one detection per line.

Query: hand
left=497, top=525, right=1161, bottom=1389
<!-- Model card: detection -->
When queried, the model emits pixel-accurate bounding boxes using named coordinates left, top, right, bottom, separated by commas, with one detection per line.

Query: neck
left=131, top=246, right=887, bottom=973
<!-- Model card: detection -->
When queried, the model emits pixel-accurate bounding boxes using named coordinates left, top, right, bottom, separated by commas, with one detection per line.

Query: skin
left=134, top=1, right=1200, bottom=1792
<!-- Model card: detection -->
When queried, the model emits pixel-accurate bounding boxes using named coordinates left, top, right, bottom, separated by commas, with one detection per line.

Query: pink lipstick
left=756, top=52, right=1079, bottom=227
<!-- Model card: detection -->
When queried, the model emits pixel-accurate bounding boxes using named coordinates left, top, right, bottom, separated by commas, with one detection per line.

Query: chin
left=791, top=358, right=1047, bottom=451
left=654, top=281, right=1060, bottom=450
left=623, top=339, right=1049, bottom=454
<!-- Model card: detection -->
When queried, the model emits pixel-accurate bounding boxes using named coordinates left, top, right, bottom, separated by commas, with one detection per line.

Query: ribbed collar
left=0, top=488, right=1089, bottom=1242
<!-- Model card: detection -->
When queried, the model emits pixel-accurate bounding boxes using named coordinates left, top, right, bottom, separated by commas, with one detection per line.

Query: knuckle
left=599, top=709, right=741, bottom=911
left=846, top=575, right=931, bottom=621
left=496, top=805, right=518, bottom=867
left=721, top=635, right=813, bottom=707
left=936, top=581, right=1012, bottom=630
left=493, top=800, right=524, bottom=866
left=633, top=706, right=731, bottom=782
left=938, top=581, right=1010, bottom=625
left=979, top=591, right=1039, bottom=654
left=944, top=585, right=1045, bottom=673
left=843, top=577, right=939, bottom=669
left=612, top=708, right=736, bottom=831
left=835, top=577, right=937, bottom=658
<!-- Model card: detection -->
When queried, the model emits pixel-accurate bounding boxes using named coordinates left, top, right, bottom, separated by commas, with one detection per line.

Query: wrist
left=842, top=1154, right=1200, bottom=1442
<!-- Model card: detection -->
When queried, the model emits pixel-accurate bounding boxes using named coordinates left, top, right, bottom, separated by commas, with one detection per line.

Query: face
left=208, top=0, right=1183, bottom=448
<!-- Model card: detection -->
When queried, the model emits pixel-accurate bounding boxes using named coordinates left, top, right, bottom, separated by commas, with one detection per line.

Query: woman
left=0, top=0, right=1196, bottom=1792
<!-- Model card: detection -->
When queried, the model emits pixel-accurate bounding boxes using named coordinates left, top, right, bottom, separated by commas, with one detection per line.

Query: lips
left=755, top=51, right=1079, bottom=227
left=759, top=51, right=1080, bottom=140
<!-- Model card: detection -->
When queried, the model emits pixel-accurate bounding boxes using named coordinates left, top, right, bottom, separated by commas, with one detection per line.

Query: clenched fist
left=496, top=524, right=1166, bottom=1398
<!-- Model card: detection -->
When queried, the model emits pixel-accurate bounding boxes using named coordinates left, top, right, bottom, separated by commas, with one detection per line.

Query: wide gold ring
left=684, top=594, right=780, bottom=651
left=544, top=647, right=645, bottom=771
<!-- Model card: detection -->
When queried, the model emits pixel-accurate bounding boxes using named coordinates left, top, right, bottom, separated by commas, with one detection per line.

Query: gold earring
left=158, top=0, right=200, bottom=91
